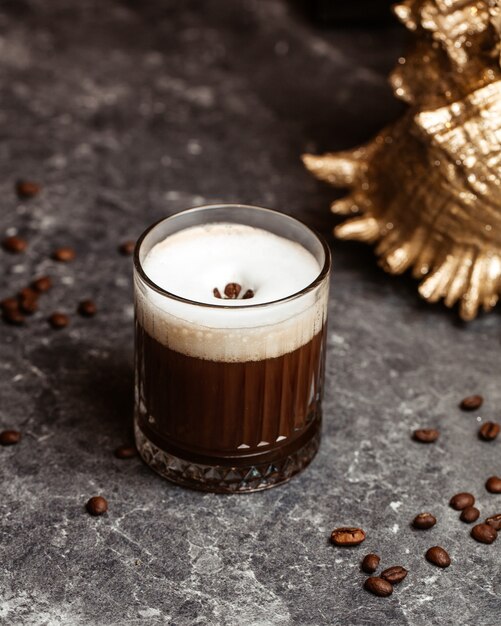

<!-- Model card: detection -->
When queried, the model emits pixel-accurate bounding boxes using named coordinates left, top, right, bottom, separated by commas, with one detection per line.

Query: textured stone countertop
left=1, top=1, right=500, bottom=624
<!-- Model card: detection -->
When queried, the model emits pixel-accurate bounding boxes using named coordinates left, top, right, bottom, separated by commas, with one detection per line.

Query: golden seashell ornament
left=303, top=0, right=501, bottom=320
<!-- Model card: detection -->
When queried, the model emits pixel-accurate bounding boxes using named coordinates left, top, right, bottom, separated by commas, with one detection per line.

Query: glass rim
left=134, top=204, right=331, bottom=310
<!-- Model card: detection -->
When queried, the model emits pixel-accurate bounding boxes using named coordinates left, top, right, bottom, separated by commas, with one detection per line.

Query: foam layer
left=142, top=223, right=320, bottom=306
left=136, top=223, right=329, bottom=361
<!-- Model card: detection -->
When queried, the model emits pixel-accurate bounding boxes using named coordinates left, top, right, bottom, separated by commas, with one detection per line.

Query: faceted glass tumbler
left=134, top=205, right=331, bottom=493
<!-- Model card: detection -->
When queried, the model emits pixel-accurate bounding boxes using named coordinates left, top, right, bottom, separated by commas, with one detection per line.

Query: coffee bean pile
left=363, top=558, right=408, bottom=597
left=2, top=181, right=136, bottom=329
left=329, top=530, right=410, bottom=598
left=330, top=393, right=500, bottom=598
left=329, top=526, right=409, bottom=597
left=1, top=179, right=139, bottom=515
left=447, top=490, right=500, bottom=542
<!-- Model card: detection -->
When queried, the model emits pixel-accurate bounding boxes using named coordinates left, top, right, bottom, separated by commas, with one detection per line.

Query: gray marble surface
left=1, top=1, right=500, bottom=624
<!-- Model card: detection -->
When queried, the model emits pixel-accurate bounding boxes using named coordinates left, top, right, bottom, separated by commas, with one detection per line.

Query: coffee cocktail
left=134, top=205, right=330, bottom=492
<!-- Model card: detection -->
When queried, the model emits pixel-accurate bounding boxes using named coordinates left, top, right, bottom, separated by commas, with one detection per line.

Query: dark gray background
left=1, top=1, right=500, bottom=624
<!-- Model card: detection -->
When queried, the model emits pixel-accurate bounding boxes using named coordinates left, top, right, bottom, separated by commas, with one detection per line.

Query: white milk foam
left=136, top=223, right=328, bottom=362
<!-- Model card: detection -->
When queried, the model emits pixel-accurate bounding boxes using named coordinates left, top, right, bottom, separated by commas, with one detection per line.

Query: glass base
left=134, top=420, right=321, bottom=494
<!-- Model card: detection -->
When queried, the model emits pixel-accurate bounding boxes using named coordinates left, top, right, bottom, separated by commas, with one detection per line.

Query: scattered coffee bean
left=330, top=527, right=366, bottom=546
left=78, top=299, right=97, bottom=317
left=19, top=296, right=38, bottom=315
left=471, top=523, right=497, bottom=544
left=479, top=421, right=500, bottom=441
left=364, top=577, right=393, bottom=597
left=0, top=429, right=21, bottom=446
left=485, top=476, right=501, bottom=494
left=425, top=546, right=451, bottom=568
left=412, top=512, right=437, bottom=530
left=460, top=395, right=483, bottom=411
left=16, top=179, right=40, bottom=199
left=413, top=428, right=439, bottom=443
left=114, top=445, right=137, bottom=459
left=86, top=496, right=108, bottom=516
left=52, top=247, right=75, bottom=262
left=3, top=236, right=27, bottom=253
left=118, top=240, right=135, bottom=256
left=460, top=506, right=480, bottom=524
left=213, top=288, right=222, bottom=299
left=48, top=312, right=69, bottom=329
left=19, top=287, right=38, bottom=300
left=224, top=283, right=241, bottom=299
left=242, top=289, right=255, bottom=299
left=32, top=276, right=52, bottom=293
left=449, top=492, right=475, bottom=510
left=361, top=553, right=380, bottom=574
left=1, top=297, right=19, bottom=312
left=3, top=308, right=25, bottom=325
left=381, top=566, right=408, bottom=585
left=485, top=514, right=501, bottom=531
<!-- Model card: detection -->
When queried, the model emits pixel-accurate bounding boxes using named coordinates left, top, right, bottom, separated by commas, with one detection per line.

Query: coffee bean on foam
left=138, top=223, right=327, bottom=363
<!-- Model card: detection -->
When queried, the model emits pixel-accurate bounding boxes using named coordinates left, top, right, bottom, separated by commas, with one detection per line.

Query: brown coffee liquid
left=135, top=321, right=326, bottom=464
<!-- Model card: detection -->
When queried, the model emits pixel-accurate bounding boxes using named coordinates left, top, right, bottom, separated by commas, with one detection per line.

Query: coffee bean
left=1, top=297, right=19, bottom=312
left=3, top=308, right=25, bottom=325
left=52, top=247, right=75, bottom=262
left=425, top=546, right=451, bottom=568
left=330, top=527, right=366, bottom=546
left=118, top=240, right=135, bottom=256
left=381, top=566, right=408, bottom=585
left=86, top=496, right=108, bottom=516
left=78, top=299, right=97, bottom=317
left=242, top=289, right=255, bottom=299
left=114, top=445, right=137, bottom=459
left=479, top=421, right=500, bottom=441
left=213, top=288, right=222, bottom=299
left=485, top=476, right=501, bottom=494
left=471, top=523, right=498, bottom=544
left=19, top=296, right=38, bottom=315
left=412, top=512, right=437, bottom=530
left=460, top=506, right=480, bottom=523
left=413, top=428, right=439, bottom=443
left=224, top=283, right=241, bottom=299
left=16, top=180, right=40, bottom=199
left=48, top=312, right=69, bottom=329
left=485, top=514, right=501, bottom=531
left=361, top=553, right=380, bottom=574
left=18, top=287, right=38, bottom=300
left=364, top=577, right=393, bottom=597
left=32, top=276, right=52, bottom=293
left=0, top=429, right=21, bottom=446
left=449, top=492, right=475, bottom=510
left=460, top=395, right=483, bottom=411
left=18, top=288, right=39, bottom=315
left=3, top=236, right=27, bottom=253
